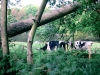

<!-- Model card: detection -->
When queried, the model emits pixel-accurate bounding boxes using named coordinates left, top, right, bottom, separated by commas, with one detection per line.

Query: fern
left=1, top=44, right=100, bottom=75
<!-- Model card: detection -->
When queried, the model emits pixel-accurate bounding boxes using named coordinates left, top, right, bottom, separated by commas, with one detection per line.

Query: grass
left=92, top=42, right=100, bottom=48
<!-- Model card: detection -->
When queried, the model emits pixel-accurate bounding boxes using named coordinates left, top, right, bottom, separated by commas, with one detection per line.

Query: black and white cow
left=74, top=41, right=93, bottom=59
left=68, top=41, right=93, bottom=50
left=40, top=41, right=67, bottom=51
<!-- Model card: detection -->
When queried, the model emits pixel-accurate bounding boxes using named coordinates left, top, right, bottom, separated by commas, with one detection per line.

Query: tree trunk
left=1, top=0, right=10, bottom=74
left=4, top=2, right=80, bottom=38
left=72, top=31, right=75, bottom=49
left=27, top=0, right=48, bottom=65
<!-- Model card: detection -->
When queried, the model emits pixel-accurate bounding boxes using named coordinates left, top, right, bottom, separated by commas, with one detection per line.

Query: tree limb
left=6, top=2, right=80, bottom=37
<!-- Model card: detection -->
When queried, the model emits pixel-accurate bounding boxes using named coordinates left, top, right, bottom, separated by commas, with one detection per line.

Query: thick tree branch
left=7, top=2, right=80, bottom=37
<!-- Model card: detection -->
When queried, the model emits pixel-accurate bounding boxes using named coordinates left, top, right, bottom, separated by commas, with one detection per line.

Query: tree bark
left=27, top=0, right=48, bottom=65
left=1, top=0, right=10, bottom=74
left=6, top=2, right=80, bottom=37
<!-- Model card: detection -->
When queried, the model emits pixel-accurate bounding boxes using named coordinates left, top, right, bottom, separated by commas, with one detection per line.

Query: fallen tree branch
left=6, top=2, right=80, bottom=37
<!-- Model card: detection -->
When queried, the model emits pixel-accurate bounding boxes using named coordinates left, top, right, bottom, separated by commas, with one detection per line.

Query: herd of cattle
left=40, top=40, right=93, bottom=51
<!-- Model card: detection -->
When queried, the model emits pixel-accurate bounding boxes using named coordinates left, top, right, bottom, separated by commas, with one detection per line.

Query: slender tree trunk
left=88, top=45, right=91, bottom=59
left=1, top=0, right=10, bottom=74
left=72, top=31, right=75, bottom=49
left=27, top=0, right=48, bottom=65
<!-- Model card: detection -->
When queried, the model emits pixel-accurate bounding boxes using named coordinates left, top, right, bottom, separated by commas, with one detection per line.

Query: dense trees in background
left=7, top=5, right=38, bottom=25
left=24, top=4, right=38, bottom=18
left=7, top=4, right=49, bottom=25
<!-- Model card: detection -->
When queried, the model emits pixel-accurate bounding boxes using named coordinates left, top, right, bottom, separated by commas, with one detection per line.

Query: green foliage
left=7, top=14, right=17, bottom=25
left=35, top=20, right=61, bottom=41
left=24, top=4, right=38, bottom=18
left=0, top=49, right=4, bottom=75
left=74, top=10, right=100, bottom=38
left=1, top=42, right=100, bottom=75
left=76, top=0, right=97, bottom=5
